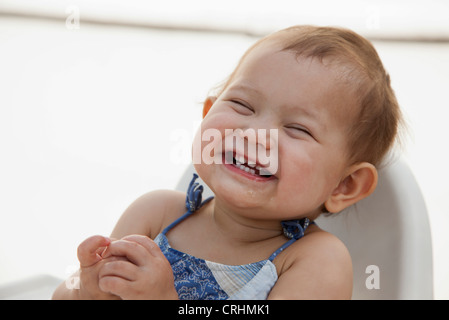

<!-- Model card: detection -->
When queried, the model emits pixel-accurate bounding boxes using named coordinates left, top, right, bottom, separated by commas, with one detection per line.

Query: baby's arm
left=109, top=189, right=186, bottom=240
left=267, top=230, right=353, bottom=300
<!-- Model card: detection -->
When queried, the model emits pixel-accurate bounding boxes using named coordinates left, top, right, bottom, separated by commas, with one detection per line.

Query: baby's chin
left=211, top=175, right=272, bottom=207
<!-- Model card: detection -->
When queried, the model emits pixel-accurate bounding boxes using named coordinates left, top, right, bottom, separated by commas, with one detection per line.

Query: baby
left=53, top=25, right=402, bottom=300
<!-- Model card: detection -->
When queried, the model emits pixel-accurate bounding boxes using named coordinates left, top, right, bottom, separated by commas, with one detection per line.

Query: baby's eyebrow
left=283, top=103, right=318, bottom=120
left=227, top=83, right=264, bottom=99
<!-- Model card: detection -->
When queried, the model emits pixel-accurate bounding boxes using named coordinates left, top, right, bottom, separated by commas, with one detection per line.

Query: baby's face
left=194, top=42, right=358, bottom=220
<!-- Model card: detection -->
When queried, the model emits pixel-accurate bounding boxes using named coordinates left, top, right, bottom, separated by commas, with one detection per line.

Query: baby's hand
left=76, top=235, right=122, bottom=300
left=98, top=235, right=178, bottom=300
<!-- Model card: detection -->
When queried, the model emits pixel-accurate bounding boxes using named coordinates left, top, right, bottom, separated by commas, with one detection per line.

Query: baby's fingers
left=77, top=235, right=111, bottom=268
left=99, top=259, right=138, bottom=282
left=98, top=275, right=129, bottom=297
left=102, top=239, right=149, bottom=266
left=121, top=234, right=163, bottom=258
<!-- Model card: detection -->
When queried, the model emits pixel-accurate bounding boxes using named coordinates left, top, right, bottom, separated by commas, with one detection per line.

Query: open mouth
left=224, top=151, right=275, bottom=179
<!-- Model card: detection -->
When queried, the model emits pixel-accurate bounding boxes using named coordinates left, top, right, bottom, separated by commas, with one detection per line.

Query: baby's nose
left=235, top=128, right=277, bottom=151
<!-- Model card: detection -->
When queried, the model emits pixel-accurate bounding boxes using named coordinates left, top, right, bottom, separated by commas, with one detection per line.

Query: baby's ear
left=324, top=162, right=378, bottom=213
left=203, top=96, right=217, bottom=118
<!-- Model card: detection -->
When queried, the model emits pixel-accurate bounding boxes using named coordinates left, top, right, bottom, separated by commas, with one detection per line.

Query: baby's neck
left=210, top=197, right=284, bottom=246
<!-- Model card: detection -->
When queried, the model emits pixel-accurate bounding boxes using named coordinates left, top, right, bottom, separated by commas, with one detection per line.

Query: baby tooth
left=250, top=169, right=255, bottom=175
left=259, top=168, right=272, bottom=176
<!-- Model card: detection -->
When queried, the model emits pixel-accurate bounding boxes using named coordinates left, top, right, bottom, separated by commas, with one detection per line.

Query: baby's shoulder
left=287, top=225, right=351, bottom=269
left=110, top=189, right=187, bottom=240
left=271, top=225, right=353, bottom=299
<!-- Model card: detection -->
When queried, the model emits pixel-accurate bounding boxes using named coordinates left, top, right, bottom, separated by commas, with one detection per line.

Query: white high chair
left=175, top=158, right=433, bottom=299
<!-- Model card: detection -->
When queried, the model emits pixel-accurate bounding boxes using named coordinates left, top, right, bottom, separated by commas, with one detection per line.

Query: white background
left=0, top=0, right=448, bottom=299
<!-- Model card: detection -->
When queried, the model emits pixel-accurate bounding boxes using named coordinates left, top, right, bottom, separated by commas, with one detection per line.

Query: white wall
left=0, top=15, right=448, bottom=299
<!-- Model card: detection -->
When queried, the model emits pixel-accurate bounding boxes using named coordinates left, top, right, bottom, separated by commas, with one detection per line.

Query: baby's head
left=212, top=25, right=402, bottom=167
left=195, top=25, right=402, bottom=218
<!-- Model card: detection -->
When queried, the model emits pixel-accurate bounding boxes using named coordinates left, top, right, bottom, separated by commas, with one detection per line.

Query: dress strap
left=268, top=218, right=312, bottom=262
left=161, top=173, right=214, bottom=235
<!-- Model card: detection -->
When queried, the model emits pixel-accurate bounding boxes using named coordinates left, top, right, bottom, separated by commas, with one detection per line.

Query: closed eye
left=285, top=125, right=315, bottom=140
left=230, top=100, right=254, bottom=115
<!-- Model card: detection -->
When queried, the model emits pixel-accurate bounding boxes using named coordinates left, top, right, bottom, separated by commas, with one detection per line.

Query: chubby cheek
left=278, top=153, right=335, bottom=210
left=192, top=122, right=224, bottom=167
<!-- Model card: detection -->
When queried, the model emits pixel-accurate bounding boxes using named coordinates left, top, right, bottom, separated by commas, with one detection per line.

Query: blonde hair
left=212, top=25, right=403, bottom=167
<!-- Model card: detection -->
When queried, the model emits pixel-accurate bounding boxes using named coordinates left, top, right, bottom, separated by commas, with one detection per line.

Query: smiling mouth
left=224, top=151, right=275, bottom=179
